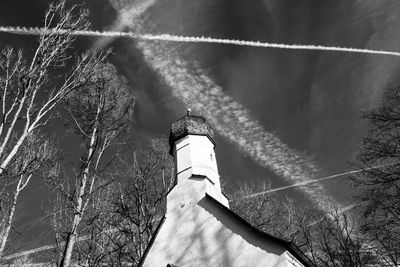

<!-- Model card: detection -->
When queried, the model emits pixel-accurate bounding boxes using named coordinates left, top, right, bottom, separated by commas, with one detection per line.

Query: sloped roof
left=138, top=194, right=315, bottom=267
left=204, top=193, right=315, bottom=267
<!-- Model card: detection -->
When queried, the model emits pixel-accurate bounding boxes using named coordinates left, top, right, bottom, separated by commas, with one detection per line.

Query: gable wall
left=143, top=196, right=299, bottom=267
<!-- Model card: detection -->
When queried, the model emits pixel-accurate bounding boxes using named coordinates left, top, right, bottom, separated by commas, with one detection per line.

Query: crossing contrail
left=0, top=3, right=346, bottom=210
left=120, top=31, right=339, bottom=211
left=304, top=202, right=362, bottom=229
left=0, top=26, right=400, bottom=57
left=91, top=0, right=343, bottom=211
left=245, top=163, right=398, bottom=198
left=138, top=43, right=336, bottom=208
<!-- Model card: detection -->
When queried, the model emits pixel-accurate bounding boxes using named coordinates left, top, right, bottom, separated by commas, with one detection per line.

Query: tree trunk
left=0, top=180, right=22, bottom=258
left=60, top=101, right=101, bottom=267
left=60, top=215, right=81, bottom=267
left=0, top=130, right=30, bottom=176
left=0, top=95, right=28, bottom=174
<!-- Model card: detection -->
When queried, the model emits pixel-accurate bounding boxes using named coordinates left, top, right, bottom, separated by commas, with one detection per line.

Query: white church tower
left=140, top=114, right=312, bottom=267
left=167, top=114, right=229, bottom=209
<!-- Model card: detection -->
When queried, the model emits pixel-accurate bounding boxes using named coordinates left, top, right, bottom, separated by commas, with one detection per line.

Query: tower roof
left=169, top=115, right=215, bottom=154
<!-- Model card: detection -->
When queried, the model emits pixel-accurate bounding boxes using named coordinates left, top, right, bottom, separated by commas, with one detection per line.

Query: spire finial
left=183, top=96, right=193, bottom=116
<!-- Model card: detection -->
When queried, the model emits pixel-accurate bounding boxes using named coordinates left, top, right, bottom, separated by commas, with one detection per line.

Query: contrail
left=0, top=1, right=342, bottom=209
left=0, top=3, right=340, bottom=210
left=245, top=163, right=398, bottom=198
left=89, top=0, right=342, bottom=211
left=0, top=2, right=392, bottom=262
left=1, top=227, right=118, bottom=261
left=1, top=26, right=400, bottom=57
left=246, top=172, right=352, bottom=197
left=305, top=202, right=361, bottom=228
left=108, top=19, right=340, bottom=210
left=103, top=6, right=393, bottom=263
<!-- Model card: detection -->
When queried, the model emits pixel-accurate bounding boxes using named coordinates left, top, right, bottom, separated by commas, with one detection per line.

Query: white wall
left=143, top=134, right=304, bottom=266
left=143, top=195, right=300, bottom=266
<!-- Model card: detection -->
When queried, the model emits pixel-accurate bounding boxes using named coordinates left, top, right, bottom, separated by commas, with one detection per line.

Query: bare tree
left=229, top=84, right=400, bottom=266
left=352, top=84, right=400, bottom=266
left=49, top=138, right=173, bottom=267
left=289, top=206, right=377, bottom=267
left=225, top=182, right=297, bottom=240
left=226, top=182, right=380, bottom=266
left=0, top=0, right=106, bottom=176
left=0, top=0, right=108, bottom=258
left=107, top=138, right=174, bottom=266
left=73, top=186, right=118, bottom=266
left=48, top=62, right=134, bottom=267
left=50, top=181, right=117, bottom=266
left=0, top=132, right=57, bottom=258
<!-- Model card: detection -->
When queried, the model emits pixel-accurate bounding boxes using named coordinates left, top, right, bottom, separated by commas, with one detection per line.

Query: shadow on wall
left=198, top=195, right=286, bottom=256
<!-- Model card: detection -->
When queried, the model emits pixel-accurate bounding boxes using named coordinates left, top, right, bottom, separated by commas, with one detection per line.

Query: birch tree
left=49, top=138, right=173, bottom=266
left=0, top=0, right=107, bottom=258
left=0, top=132, right=57, bottom=258
left=48, top=62, right=134, bottom=267
left=50, top=180, right=117, bottom=266
left=0, top=0, right=106, bottom=177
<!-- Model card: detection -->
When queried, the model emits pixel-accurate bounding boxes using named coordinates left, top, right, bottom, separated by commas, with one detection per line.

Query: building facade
left=140, top=115, right=313, bottom=267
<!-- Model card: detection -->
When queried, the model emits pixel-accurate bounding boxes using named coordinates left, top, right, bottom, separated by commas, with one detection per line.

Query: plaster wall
left=143, top=196, right=300, bottom=267
left=142, top=134, right=304, bottom=266
left=172, top=135, right=228, bottom=207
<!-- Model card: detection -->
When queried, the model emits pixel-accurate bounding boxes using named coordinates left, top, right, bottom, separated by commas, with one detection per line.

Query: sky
left=1, top=0, right=400, bottom=249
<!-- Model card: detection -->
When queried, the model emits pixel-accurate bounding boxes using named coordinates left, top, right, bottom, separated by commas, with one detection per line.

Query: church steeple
left=141, top=114, right=312, bottom=267
left=168, top=114, right=229, bottom=207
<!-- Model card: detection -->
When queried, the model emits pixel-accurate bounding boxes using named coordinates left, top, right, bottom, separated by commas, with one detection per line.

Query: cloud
left=101, top=0, right=340, bottom=211
left=8, top=0, right=390, bottom=210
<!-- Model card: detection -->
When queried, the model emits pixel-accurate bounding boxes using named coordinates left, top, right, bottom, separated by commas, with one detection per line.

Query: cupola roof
left=169, top=115, right=215, bottom=154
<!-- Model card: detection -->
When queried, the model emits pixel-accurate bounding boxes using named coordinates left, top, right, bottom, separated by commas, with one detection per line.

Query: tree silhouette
left=0, top=0, right=107, bottom=258
left=353, top=84, right=400, bottom=266
left=48, top=62, right=134, bottom=267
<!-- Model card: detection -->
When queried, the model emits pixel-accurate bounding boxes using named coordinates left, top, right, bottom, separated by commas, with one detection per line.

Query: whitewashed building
left=140, top=115, right=314, bottom=267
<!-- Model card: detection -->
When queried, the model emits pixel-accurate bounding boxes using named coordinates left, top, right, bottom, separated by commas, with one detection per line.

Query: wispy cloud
left=135, top=37, right=338, bottom=210
left=0, top=0, right=345, bottom=210
left=106, top=0, right=340, bottom=211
